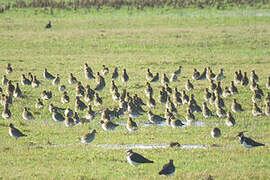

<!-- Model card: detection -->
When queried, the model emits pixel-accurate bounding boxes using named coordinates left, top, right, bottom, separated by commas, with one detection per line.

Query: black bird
left=45, top=21, right=51, bottom=29
left=237, top=132, right=265, bottom=148
left=159, top=159, right=175, bottom=176
left=126, top=149, right=154, bottom=166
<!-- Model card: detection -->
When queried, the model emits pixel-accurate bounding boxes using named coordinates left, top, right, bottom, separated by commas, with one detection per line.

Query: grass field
left=0, top=6, right=270, bottom=179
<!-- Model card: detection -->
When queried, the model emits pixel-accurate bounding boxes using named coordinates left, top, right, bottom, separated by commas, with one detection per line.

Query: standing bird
left=65, top=115, right=76, bottom=127
left=161, top=73, right=170, bottom=85
left=6, top=63, right=13, bottom=74
left=231, top=99, right=244, bottom=113
left=169, top=117, right=185, bottom=128
left=85, top=104, right=95, bottom=120
left=52, top=74, right=60, bottom=86
left=64, top=108, right=74, bottom=118
left=225, top=112, right=236, bottom=127
left=94, top=93, right=103, bottom=107
left=68, top=73, right=77, bottom=84
left=237, top=132, right=265, bottom=148
left=43, top=68, right=55, bottom=80
left=13, top=83, right=22, bottom=98
left=185, top=79, right=194, bottom=91
left=234, top=71, right=242, bottom=85
left=185, top=108, right=196, bottom=124
left=147, top=94, right=156, bottom=109
left=2, top=103, right=11, bottom=119
left=41, top=90, right=52, bottom=100
left=147, top=111, right=165, bottom=124
left=101, top=65, right=109, bottom=75
left=252, top=103, right=263, bottom=117
left=2, top=75, right=8, bottom=86
left=174, top=66, right=182, bottom=76
left=145, top=82, right=153, bottom=97
left=204, top=88, right=211, bottom=101
left=172, top=88, right=182, bottom=107
left=202, top=102, right=213, bottom=118
left=159, top=88, right=168, bottom=104
left=21, top=74, right=31, bottom=86
left=250, top=70, right=259, bottom=83
left=170, top=72, right=178, bottom=82
left=52, top=109, right=65, bottom=122
left=181, top=90, right=189, bottom=104
left=45, top=21, right=51, bottom=29
left=121, top=69, right=129, bottom=84
left=264, top=92, right=270, bottom=104
left=111, top=67, right=119, bottom=80
left=198, top=67, right=207, bottom=80
left=126, top=117, right=138, bottom=131
left=75, top=96, right=87, bottom=112
left=126, top=149, right=154, bottom=166
left=266, top=77, right=270, bottom=90
left=230, top=81, right=238, bottom=94
left=84, top=63, right=95, bottom=80
left=146, top=68, right=153, bottom=81
left=31, top=76, right=40, bottom=88
left=252, top=92, right=262, bottom=103
left=9, top=123, right=27, bottom=139
left=61, top=91, right=70, bottom=104
left=22, top=107, right=34, bottom=120
left=209, top=80, right=217, bottom=92
left=150, top=72, right=159, bottom=83
left=223, top=86, right=231, bottom=98
left=241, top=72, right=249, bottom=87
left=80, top=130, right=97, bottom=143
left=159, top=160, right=175, bottom=176
left=216, top=105, right=227, bottom=118
left=100, top=120, right=119, bottom=131
left=35, top=98, right=44, bottom=109
left=265, top=102, right=270, bottom=116
left=192, top=68, right=200, bottom=80
left=215, top=68, right=225, bottom=81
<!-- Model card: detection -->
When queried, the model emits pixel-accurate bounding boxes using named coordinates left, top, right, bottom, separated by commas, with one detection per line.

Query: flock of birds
left=1, top=61, right=269, bottom=176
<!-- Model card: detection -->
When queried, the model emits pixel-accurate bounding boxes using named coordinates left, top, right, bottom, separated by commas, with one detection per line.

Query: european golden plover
left=100, top=120, right=119, bottom=131
left=126, top=117, right=138, bottom=131
left=112, top=67, right=119, bottom=80
left=22, top=107, right=34, bottom=120
left=158, top=160, right=175, bottom=176
left=9, top=123, right=27, bottom=139
left=43, top=68, right=55, bottom=80
left=6, top=63, right=13, bottom=74
left=13, top=83, right=22, bottom=98
left=147, top=110, right=165, bottom=124
left=211, top=128, right=221, bottom=138
left=80, top=130, right=97, bottom=143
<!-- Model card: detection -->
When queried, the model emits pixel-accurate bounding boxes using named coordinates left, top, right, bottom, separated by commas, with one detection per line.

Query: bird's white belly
left=127, top=156, right=139, bottom=166
left=243, top=141, right=253, bottom=148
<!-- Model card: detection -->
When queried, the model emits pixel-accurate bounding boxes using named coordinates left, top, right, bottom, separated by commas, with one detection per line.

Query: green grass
left=0, top=7, right=270, bottom=179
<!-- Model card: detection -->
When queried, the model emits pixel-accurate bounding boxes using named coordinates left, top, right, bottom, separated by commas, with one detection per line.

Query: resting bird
left=159, top=159, right=175, bottom=176
left=126, top=149, right=153, bottom=166
left=9, top=123, right=27, bottom=139
left=237, top=132, right=265, bottom=148
left=80, top=130, right=97, bottom=143
left=45, top=21, right=51, bottom=29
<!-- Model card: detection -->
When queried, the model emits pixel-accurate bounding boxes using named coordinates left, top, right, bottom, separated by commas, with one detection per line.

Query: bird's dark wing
left=13, top=128, right=27, bottom=137
left=159, top=163, right=173, bottom=175
left=131, top=153, right=153, bottom=163
left=246, top=137, right=265, bottom=146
